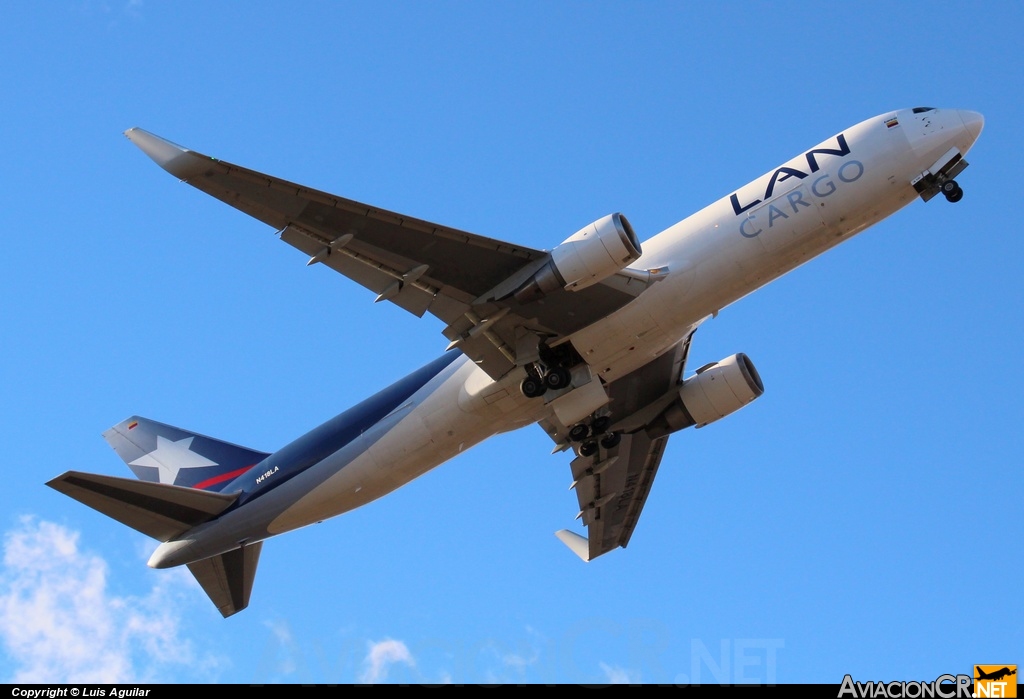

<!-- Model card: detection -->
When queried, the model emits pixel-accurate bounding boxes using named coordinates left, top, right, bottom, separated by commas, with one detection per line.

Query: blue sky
left=1, top=2, right=1020, bottom=684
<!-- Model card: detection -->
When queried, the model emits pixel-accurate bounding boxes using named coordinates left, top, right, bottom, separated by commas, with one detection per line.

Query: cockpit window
left=912, top=107, right=936, bottom=113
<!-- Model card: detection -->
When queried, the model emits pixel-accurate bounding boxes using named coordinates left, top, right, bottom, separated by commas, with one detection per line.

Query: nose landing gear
left=941, top=179, right=963, bottom=203
left=911, top=148, right=970, bottom=204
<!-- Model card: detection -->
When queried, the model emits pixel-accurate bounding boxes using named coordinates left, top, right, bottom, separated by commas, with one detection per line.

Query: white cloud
left=600, top=661, right=640, bottom=685
left=0, top=517, right=201, bottom=683
left=359, top=638, right=415, bottom=683
left=502, top=651, right=534, bottom=671
left=477, top=625, right=545, bottom=682
left=260, top=619, right=299, bottom=676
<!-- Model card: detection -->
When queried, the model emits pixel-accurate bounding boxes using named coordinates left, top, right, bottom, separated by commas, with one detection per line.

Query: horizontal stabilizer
left=47, top=471, right=238, bottom=542
left=555, top=529, right=591, bottom=562
left=187, top=542, right=262, bottom=618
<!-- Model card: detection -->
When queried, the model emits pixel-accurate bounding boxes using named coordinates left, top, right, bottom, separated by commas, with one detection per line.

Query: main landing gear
left=941, top=179, right=963, bottom=203
left=520, top=364, right=573, bottom=398
left=568, top=413, right=621, bottom=458
left=519, top=344, right=579, bottom=399
left=520, top=374, right=546, bottom=398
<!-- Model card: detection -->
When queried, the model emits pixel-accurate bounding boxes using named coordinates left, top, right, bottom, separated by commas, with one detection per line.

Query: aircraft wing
left=543, top=333, right=694, bottom=560
left=559, top=430, right=671, bottom=560
left=126, top=129, right=659, bottom=380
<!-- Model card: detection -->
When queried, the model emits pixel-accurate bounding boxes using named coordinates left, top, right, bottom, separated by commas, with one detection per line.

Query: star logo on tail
left=130, top=436, right=218, bottom=485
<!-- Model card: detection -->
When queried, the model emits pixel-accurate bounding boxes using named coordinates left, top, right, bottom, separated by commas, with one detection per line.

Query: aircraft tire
left=600, top=432, right=622, bottom=449
left=544, top=366, right=572, bottom=390
left=521, top=376, right=547, bottom=398
left=580, top=441, right=598, bottom=457
left=569, top=423, right=590, bottom=442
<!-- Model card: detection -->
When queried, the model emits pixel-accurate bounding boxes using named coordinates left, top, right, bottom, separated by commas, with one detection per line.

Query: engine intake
left=647, top=353, right=764, bottom=438
left=513, top=213, right=641, bottom=303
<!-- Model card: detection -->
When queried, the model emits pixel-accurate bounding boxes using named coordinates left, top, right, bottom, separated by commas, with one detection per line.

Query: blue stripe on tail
left=102, top=417, right=270, bottom=492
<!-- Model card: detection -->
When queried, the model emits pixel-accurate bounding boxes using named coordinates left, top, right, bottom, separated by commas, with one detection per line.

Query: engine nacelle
left=647, top=354, right=764, bottom=438
left=552, top=212, right=642, bottom=290
left=512, top=213, right=641, bottom=303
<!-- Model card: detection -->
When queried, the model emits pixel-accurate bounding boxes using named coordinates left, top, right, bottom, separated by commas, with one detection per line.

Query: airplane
left=48, top=107, right=984, bottom=617
left=976, top=667, right=1016, bottom=682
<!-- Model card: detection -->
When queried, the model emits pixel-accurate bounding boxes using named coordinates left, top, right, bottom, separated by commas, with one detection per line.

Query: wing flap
left=280, top=224, right=439, bottom=317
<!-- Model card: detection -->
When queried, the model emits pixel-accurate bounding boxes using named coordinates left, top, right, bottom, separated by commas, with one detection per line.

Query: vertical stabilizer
left=103, top=416, right=269, bottom=491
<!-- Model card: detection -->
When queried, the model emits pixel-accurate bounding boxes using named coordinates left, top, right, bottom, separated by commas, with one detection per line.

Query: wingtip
left=124, top=127, right=204, bottom=179
left=555, top=529, right=591, bottom=562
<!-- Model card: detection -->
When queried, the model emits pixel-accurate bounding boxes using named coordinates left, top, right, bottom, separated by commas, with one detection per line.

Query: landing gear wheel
left=520, top=376, right=546, bottom=398
left=600, top=432, right=622, bottom=449
left=579, top=441, right=598, bottom=457
left=942, top=180, right=963, bottom=203
left=591, top=415, right=611, bottom=433
left=568, top=423, right=590, bottom=442
left=544, top=366, right=572, bottom=391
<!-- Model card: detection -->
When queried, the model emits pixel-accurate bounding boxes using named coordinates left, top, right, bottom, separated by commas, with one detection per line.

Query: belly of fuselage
left=267, top=356, right=547, bottom=534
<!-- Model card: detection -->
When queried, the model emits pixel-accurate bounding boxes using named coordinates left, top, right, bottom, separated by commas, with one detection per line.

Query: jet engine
left=512, top=213, right=641, bottom=303
left=647, top=353, right=764, bottom=438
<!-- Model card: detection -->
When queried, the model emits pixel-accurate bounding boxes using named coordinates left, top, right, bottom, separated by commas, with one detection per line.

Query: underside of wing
left=542, top=333, right=696, bottom=560
left=564, top=431, right=671, bottom=560
left=126, top=129, right=664, bottom=380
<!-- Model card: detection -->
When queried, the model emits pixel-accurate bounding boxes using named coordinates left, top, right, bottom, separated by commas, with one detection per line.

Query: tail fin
left=103, top=416, right=269, bottom=491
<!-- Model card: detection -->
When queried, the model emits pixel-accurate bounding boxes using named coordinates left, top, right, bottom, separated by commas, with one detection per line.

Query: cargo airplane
left=49, top=107, right=984, bottom=616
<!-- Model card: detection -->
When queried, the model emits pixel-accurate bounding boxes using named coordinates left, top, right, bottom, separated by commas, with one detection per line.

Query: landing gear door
left=912, top=147, right=969, bottom=202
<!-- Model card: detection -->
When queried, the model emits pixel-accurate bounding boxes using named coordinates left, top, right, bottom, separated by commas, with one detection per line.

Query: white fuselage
left=152, top=107, right=982, bottom=567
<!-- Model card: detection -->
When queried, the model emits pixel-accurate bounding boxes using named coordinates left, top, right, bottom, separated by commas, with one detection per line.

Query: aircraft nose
left=958, top=110, right=985, bottom=144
